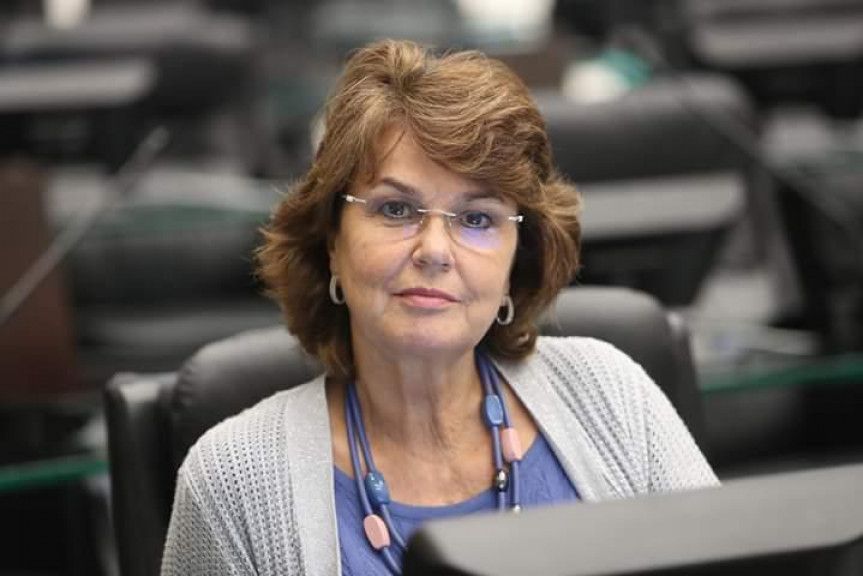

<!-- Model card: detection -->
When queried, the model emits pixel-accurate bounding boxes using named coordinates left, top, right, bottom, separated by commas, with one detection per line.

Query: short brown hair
left=257, top=39, right=581, bottom=378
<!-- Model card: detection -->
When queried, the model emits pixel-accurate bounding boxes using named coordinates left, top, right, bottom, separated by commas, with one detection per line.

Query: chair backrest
left=681, top=0, right=863, bottom=118
left=104, top=286, right=705, bottom=576
left=533, top=77, right=755, bottom=306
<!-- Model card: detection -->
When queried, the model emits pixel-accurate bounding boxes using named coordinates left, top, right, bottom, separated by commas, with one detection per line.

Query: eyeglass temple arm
left=343, top=194, right=367, bottom=205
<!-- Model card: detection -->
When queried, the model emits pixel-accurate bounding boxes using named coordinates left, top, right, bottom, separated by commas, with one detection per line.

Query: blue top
left=334, top=432, right=579, bottom=575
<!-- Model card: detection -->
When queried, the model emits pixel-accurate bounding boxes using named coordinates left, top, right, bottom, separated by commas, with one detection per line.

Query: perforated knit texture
left=523, top=338, right=717, bottom=497
left=162, top=389, right=307, bottom=576
left=161, top=336, right=718, bottom=575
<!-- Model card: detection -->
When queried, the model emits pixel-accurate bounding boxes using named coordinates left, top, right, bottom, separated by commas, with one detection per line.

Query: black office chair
left=679, top=0, right=863, bottom=120
left=535, top=73, right=757, bottom=306
left=104, top=286, right=706, bottom=576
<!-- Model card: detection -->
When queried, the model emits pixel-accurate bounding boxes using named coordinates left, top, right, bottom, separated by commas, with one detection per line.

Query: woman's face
left=330, top=129, right=520, bottom=360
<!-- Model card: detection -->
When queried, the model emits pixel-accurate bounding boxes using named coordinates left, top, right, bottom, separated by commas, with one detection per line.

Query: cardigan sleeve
left=574, top=337, right=719, bottom=493
left=520, top=337, right=719, bottom=498
left=639, top=371, right=719, bottom=492
left=161, top=460, right=258, bottom=576
left=159, top=388, right=319, bottom=576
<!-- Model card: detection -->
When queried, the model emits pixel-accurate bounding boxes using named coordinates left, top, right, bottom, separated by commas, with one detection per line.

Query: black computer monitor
left=403, top=464, right=863, bottom=575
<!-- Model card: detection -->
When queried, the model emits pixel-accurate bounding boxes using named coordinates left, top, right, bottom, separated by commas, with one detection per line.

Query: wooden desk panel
left=0, top=160, right=76, bottom=398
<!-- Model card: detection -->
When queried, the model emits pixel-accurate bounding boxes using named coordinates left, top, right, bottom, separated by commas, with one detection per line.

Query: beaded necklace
left=344, top=352, right=524, bottom=575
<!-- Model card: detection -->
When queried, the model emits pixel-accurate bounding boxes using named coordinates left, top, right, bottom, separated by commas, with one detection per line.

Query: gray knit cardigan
left=162, top=336, right=718, bottom=575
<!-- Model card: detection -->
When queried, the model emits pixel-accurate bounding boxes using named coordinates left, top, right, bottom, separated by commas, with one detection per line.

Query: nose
left=411, top=212, right=455, bottom=270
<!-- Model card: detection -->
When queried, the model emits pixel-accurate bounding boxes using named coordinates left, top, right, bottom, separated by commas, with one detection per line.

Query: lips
left=395, top=287, right=460, bottom=303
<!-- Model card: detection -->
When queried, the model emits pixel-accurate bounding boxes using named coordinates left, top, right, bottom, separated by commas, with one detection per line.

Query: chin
left=387, top=325, right=479, bottom=358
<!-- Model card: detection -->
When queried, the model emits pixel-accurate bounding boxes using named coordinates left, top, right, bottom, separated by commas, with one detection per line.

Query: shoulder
left=502, top=336, right=653, bottom=440
left=498, top=336, right=657, bottom=496
left=526, top=336, right=702, bottom=450
left=527, top=335, right=653, bottom=406
left=190, top=374, right=326, bottom=452
left=533, top=335, right=642, bottom=369
left=522, top=336, right=717, bottom=493
left=166, top=376, right=330, bottom=574
left=178, top=374, right=328, bottom=503
left=507, top=337, right=653, bottom=496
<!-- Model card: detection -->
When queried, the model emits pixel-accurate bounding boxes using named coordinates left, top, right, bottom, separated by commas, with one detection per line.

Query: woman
left=162, top=39, right=717, bottom=575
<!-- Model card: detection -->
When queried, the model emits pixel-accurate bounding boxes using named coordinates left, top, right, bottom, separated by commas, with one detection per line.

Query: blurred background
left=1, top=0, right=862, bottom=573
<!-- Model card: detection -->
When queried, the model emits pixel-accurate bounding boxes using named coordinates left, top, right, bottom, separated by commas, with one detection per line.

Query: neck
left=352, top=343, right=486, bottom=457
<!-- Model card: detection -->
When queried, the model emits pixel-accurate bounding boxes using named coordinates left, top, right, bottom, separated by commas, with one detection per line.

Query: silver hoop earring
left=329, top=274, right=345, bottom=305
left=496, top=295, right=514, bottom=326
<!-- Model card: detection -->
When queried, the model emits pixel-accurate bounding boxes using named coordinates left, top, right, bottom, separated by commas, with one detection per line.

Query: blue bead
left=365, top=472, right=390, bottom=507
left=482, top=395, right=504, bottom=427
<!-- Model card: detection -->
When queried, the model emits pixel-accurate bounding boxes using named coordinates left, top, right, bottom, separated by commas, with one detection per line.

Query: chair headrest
left=542, top=287, right=680, bottom=389
left=169, top=326, right=321, bottom=470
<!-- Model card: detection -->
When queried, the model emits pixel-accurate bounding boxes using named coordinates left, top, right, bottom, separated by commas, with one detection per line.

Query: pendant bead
left=363, top=514, right=391, bottom=550
left=493, top=468, right=509, bottom=492
left=501, top=427, right=523, bottom=462
left=482, top=395, right=504, bottom=427
left=365, top=472, right=390, bottom=507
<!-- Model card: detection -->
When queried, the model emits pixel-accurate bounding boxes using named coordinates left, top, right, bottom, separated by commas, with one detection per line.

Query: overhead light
left=43, top=0, right=90, bottom=29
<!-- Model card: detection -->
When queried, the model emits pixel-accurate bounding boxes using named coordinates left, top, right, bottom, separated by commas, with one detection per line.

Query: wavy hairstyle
left=257, top=39, right=581, bottom=378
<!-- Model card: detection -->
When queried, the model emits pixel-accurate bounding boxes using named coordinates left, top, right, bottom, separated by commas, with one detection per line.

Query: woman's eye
left=378, top=201, right=414, bottom=219
left=459, top=211, right=494, bottom=229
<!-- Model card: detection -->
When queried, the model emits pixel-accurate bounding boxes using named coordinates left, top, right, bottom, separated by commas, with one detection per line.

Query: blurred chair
left=667, top=0, right=863, bottom=348
left=554, top=0, right=665, bottom=42
left=64, top=168, right=281, bottom=389
left=310, top=0, right=461, bottom=53
left=773, top=155, right=863, bottom=352
left=104, top=286, right=706, bottom=576
left=0, top=4, right=281, bottom=389
left=0, top=3, right=257, bottom=167
left=536, top=73, right=757, bottom=305
left=678, top=0, right=863, bottom=119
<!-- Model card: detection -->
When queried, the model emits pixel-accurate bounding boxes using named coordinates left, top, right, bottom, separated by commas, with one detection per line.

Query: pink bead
left=363, top=514, right=391, bottom=550
left=501, top=427, right=523, bottom=462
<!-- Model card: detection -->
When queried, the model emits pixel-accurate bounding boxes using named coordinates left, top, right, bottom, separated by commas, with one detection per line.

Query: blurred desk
left=0, top=59, right=154, bottom=167
left=699, top=350, right=863, bottom=477
left=578, top=172, right=745, bottom=305
left=0, top=449, right=111, bottom=576
left=0, top=59, right=154, bottom=113
left=702, top=353, right=863, bottom=395
left=0, top=393, right=112, bottom=575
left=0, top=451, right=107, bottom=494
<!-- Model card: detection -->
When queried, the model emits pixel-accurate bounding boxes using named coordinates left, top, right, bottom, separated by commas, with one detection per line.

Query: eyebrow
left=377, top=177, right=502, bottom=202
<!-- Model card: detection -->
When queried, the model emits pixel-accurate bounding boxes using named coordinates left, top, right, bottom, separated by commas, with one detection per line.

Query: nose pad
left=419, top=211, right=453, bottom=238
left=412, top=212, right=456, bottom=268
